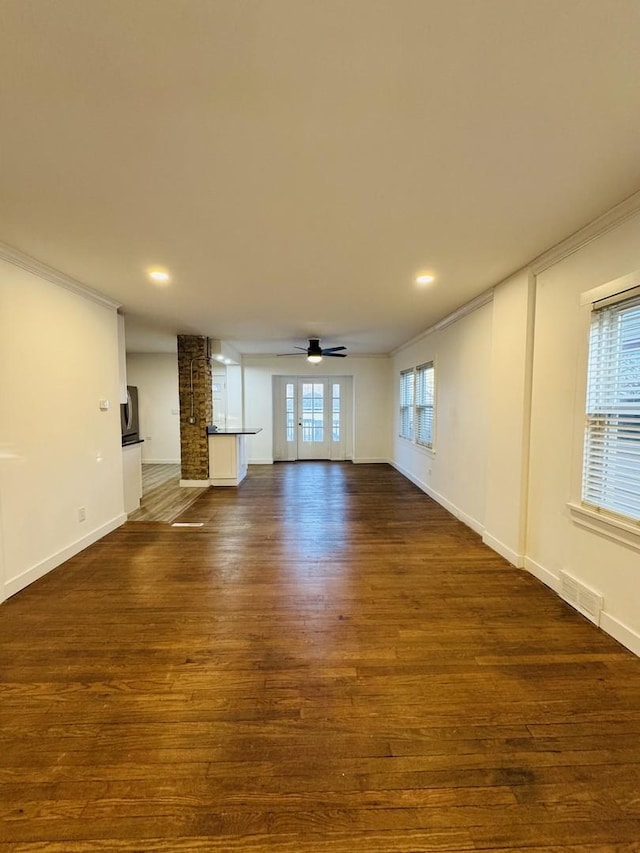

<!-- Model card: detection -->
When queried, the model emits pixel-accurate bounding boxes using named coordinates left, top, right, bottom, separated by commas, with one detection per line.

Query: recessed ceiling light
left=148, top=268, right=170, bottom=284
left=415, top=273, right=435, bottom=286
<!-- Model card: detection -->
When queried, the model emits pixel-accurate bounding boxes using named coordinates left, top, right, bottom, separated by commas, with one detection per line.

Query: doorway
left=273, top=376, right=352, bottom=461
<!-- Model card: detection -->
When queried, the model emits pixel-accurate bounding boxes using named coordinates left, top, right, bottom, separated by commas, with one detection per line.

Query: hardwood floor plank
left=128, top=464, right=209, bottom=522
left=2, top=462, right=640, bottom=850
left=1, top=829, right=476, bottom=852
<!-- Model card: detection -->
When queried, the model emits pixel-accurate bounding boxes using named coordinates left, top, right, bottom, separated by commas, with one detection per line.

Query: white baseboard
left=392, top=461, right=484, bottom=536
left=523, top=556, right=639, bottom=658
left=482, top=532, right=524, bottom=568
left=179, top=479, right=211, bottom=488
left=3, top=513, right=127, bottom=601
left=600, top=612, right=640, bottom=657
left=266, top=458, right=386, bottom=465
left=143, top=458, right=180, bottom=465
left=523, top=556, right=561, bottom=593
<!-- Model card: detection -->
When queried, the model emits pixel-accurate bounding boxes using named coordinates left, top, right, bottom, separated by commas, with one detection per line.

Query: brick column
left=177, top=335, right=213, bottom=482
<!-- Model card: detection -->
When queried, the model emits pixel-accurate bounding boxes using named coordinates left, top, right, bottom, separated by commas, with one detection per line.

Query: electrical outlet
left=78, top=506, right=86, bottom=522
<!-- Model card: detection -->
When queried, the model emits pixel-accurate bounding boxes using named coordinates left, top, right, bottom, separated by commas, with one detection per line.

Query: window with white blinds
left=415, top=362, right=434, bottom=447
left=399, top=369, right=414, bottom=439
left=582, top=287, right=640, bottom=523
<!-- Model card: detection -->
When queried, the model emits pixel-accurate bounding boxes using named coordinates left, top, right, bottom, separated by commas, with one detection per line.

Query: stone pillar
left=177, top=335, right=213, bottom=482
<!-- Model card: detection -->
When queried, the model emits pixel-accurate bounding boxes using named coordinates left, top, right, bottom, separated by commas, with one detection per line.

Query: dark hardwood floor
left=2, top=462, right=640, bottom=852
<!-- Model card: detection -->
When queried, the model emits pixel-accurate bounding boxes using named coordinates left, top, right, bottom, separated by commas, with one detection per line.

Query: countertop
left=206, top=426, right=262, bottom=435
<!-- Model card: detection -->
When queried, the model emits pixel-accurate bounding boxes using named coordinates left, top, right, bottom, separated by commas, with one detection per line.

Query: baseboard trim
left=353, top=457, right=391, bottom=464
left=523, top=556, right=640, bottom=657
left=600, top=612, right=640, bottom=657
left=143, top=458, right=181, bottom=465
left=3, top=513, right=127, bottom=601
left=394, top=461, right=523, bottom=565
left=248, top=458, right=274, bottom=465
left=523, top=556, right=561, bottom=593
left=482, top=532, right=524, bottom=568
left=392, top=461, right=484, bottom=536
left=179, top=479, right=211, bottom=488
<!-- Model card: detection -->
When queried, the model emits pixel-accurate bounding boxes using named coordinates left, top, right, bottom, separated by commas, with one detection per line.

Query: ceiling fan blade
left=279, top=340, right=349, bottom=358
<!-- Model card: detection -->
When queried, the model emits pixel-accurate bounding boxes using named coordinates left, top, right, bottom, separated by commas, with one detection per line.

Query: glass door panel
left=301, top=382, right=324, bottom=443
left=298, top=380, right=330, bottom=459
left=332, top=383, right=341, bottom=442
left=285, top=382, right=295, bottom=442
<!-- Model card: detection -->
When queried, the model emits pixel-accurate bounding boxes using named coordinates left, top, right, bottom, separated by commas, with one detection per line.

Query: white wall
left=390, top=212, right=640, bottom=656
left=243, top=356, right=392, bottom=464
left=0, top=259, right=125, bottom=602
left=483, top=270, right=535, bottom=565
left=226, top=364, right=244, bottom=429
left=392, top=301, right=493, bottom=534
left=212, top=368, right=227, bottom=429
left=526, top=213, right=640, bottom=653
left=126, top=353, right=181, bottom=463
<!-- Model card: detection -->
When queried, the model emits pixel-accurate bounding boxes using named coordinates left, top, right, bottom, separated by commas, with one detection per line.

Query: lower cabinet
left=122, top=442, right=143, bottom=513
left=208, top=434, right=248, bottom=486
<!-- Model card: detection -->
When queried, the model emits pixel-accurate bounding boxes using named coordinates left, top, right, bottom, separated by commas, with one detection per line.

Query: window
left=399, top=369, right=414, bottom=439
left=582, top=287, right=640, bottom=523
left=399, top=364, right=436, bottom=447
left=415, top=362, right=435, bottom=448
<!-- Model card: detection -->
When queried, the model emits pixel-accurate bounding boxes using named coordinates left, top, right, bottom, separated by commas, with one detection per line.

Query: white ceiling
left=2, top=0, right=640, bottom=354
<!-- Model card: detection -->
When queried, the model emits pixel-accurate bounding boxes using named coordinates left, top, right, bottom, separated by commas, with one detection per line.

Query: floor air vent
left=559, top=571, right=603, bottom=626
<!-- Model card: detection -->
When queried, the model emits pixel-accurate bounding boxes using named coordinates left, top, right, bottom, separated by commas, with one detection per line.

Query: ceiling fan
left=278, top=338, right=348, bottom=364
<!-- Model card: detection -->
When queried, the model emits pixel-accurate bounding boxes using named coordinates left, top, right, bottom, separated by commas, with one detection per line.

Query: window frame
left=399, top=368, right=414, bottom=440
left=398, top=361, right=436, bottom=452
left=568, top=272, right=640, bottom=550
left=415, top=361, right=435, bottom=449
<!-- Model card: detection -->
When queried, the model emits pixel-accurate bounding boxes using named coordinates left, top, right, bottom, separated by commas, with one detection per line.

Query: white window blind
left=582, top=288, right=640, bottom=523
left=415, top=362, right=434, bottom=447
left=399, top=369, right=414, bottom=439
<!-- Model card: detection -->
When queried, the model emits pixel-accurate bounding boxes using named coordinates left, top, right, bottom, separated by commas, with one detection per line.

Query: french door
left=273, top=376, right=350, bottom=461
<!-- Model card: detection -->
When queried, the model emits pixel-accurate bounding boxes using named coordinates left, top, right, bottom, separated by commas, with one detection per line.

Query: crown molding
left=392, top=288, right=495, bottom=356
left=530, top=189, right=640, bottom=275
left=393, top=189, right=640, bottom=357
left=0, top=241, right=120, bottom=310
